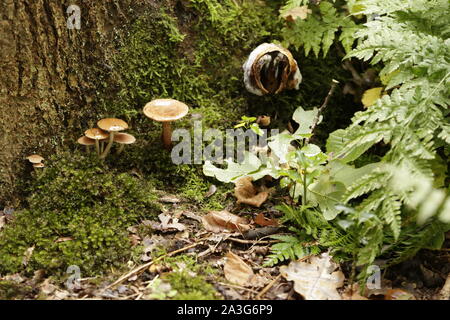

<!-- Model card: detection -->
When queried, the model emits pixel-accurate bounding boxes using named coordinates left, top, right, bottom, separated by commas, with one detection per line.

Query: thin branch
left=305, top=79, right=339, bottom=144
left=102, top=241, right=203, bottom=291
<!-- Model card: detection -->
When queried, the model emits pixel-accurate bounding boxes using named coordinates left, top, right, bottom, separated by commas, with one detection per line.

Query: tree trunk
left=0, top=0, right=144, bottom=205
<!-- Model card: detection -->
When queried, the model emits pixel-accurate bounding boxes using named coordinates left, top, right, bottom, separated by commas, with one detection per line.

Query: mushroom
left=27, top=154, right=44, bottom=164
left=85, top=128, right=109, bottom=156
left=33, top=163, right=45, bottom=169
left=97, top=118, right=129, bottom=159
left=257, top=115, right=271, bottom=127
left=113, top=133, right=136, bottom=154
left=77, top=136, right=96, bottom=152
left=143, top=99, right=189, bottom=150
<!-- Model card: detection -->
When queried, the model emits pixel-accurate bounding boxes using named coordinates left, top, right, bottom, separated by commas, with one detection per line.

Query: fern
left=281, top=1, right=360, bottom=56
left=328, top=0, right=450, bottom=224
left=264, top=234, right=321, bottom=266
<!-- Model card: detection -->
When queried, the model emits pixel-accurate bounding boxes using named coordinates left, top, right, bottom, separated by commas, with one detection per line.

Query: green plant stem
left=303, top=169, right=307, bottom=205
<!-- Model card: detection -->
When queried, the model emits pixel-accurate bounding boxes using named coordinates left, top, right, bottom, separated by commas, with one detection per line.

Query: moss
left=0, top=152, right=161, bottom=276
left=160, top=254, right=221, bottom=300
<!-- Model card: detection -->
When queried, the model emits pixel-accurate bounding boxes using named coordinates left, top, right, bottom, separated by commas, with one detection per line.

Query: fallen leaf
left=147, top=213, right=187, bottom=232
left=254, top=213, right=278, bottom=226
left=0, top=215, right=5, bottom=231
left=224, top=251, right=255, bottom=287
left=159, top=195, right=181, bottom=203
left=202, top=211, right=252, bottom=233
left=438, top=274, right=450, bottom=300
left=205, top=185, right=217, bottom=198
left=235, top=177, right=269, bottom=207
left=129, top=234, right=141, bottom=246
left=362, top=87, right=383, bottom=107
left=342, top=285, right=368, bottom=300
left=281, top=5, right=312, bottom=21
left=55, top=237, right=74, bottom=243
left=40, top=279, right=58, bottom=295
left=280, top=252, right=345, bottom=300
left=182, top=211, right=202, bottom=222
left=385, top=288, right=415, bottom=300
left=22, top=246, right=35, bottom=266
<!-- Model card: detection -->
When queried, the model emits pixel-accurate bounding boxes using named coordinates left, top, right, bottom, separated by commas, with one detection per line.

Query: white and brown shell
left=243, top=43, right=302, bottom=96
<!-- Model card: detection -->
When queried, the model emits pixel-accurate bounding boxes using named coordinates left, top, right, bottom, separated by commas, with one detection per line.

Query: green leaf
left=202, top=152, right=262, bottom=183
left=292, top=106, right=321, bottom=134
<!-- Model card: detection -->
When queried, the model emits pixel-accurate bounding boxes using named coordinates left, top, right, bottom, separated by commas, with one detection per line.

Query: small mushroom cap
left=113, top=133, right=136, bottom=145
left=27, top=154, right=44, bottom=164
left=97, top=118, right=129, bottom=132
left=85, top=128, right=109, bottom=140
left=143, top=99, right=189, bottom=122
left=77, top=136, right=96, bottom=146
left=33, top=163, right=45, bottom=168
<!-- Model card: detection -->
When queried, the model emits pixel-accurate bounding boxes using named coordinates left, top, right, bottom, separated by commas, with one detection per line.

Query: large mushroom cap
left=97, top=118, right=129, bottom=132
left=77, top=136, right=96, bottom=146
left=27, top=154, right=44, bottom=164
left=143, top=99, right=189, bottom=122
left=113, top=133, right=136, bottom=144
left=85, top=128, right=109, bottom=140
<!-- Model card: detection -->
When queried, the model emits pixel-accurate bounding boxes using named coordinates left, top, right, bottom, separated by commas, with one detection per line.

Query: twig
left=227, top=237, right=281, bottom=245
left=305, top=80, right=339, bottom=144
left=217, top=282, right=260, bottom=294
left=102, top=241, right=203, bottom=291
left=255, top=274, right=282, bottom=300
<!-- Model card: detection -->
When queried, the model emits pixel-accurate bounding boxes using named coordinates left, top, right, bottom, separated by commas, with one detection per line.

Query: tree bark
left=0, top=0, right=148, bottom=205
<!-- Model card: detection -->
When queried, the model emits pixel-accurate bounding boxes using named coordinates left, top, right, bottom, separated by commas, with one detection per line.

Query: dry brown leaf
left=280, top=252, right=345, bottom=300
left=385, top=288, right=416, bottom=300
left=342, top=284, right=368, bottom=300
left=182, top=211, right=203, bottom=222
left=55, top=237, right=74, bottom=243
left=235, top=177, right=269, bottom=207
left=147, top=213, right=187, bottom=232
left=202, top=210, right=252, bottom=233
left=224, top=251, right=255, bottom=287
left=159, top=195, right=182, bottom=203
left=22, top=246, right=35, bottom=266
left=205, top=185, right=217, bottom=198
left=438, top=274, right=450, bottom=300
left=0, top=215, right=5, bottom=231
left=281, top=5, right=312, bottom=21
left=254, top=213, right=278, bottom=227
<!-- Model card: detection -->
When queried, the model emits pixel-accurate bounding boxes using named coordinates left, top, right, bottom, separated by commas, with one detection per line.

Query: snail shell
left=243, top=43, right=302, bottom=96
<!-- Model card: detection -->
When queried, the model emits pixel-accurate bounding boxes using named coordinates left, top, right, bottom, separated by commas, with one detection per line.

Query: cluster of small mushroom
left=27, top=154, right=45, bottom=170
left=77, top=118, right=136, bottom=159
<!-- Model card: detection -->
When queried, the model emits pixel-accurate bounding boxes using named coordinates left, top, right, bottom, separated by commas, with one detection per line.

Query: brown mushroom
left=33, top=163, right=45, bottom=168
left=85, top=128, right=109, bottom=156
left=113, top=133, right=136, bottom=154
left=27, top=154, right=44, bottom=164
left=77, top=136, right=95, bottom=152
left=97, top=118, right=129, bottom=159
left=143, top=99, right=189, bottom=150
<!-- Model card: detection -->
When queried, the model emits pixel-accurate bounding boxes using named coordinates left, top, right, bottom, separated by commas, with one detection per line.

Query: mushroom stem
left=95, top=140, right=100, bottom=156
left=100, top=132, right=115, bottom=159
left=117, top=144, right=125, bottom=155
left=162, top=122, right=173, bottom=150
left=85, top=145, right=90, bottom=153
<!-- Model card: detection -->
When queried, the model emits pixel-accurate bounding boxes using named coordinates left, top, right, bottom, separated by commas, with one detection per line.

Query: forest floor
left=1, top=189, right=449, bottom=300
